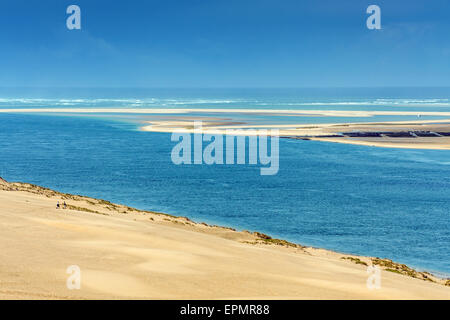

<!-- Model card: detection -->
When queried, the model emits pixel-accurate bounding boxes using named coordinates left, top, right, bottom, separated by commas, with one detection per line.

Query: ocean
left=0, top=87, right=449, bottom=276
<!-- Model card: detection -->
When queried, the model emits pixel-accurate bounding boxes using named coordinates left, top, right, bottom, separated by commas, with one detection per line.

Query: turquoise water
left=2, top=87, right=450, bottom=125
left=0, top=108, right=449, bottom=276
left=1, top=87, right=450, bottom=111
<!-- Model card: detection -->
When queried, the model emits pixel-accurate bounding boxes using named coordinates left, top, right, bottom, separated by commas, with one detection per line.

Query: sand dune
left=0, top=179, right=449, bottom=299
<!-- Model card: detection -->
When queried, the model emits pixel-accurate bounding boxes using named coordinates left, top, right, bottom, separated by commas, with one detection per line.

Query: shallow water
left=0, top=112, right=449, bottom=276
left=2, top=87, right=450, bottom=125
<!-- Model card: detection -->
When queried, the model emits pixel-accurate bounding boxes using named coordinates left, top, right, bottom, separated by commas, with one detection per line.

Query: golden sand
left=0, top=179, right=449, bottom=299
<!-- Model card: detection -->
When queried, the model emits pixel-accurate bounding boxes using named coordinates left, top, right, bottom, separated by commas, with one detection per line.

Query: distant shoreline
left=3, top=107, right=450, bottom=149
left=3, top=107, right=450, bottom=117
left=140, top=118, right=450, bottom=150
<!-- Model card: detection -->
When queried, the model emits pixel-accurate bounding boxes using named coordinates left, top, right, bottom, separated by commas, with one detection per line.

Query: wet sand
left=3, top=107, right=450, bottom=149
left=141, top=119, right=450, bottom=150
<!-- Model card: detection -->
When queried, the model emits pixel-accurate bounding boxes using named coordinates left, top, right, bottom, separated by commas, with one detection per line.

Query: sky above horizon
left=0, top=0, right=449, bottom=88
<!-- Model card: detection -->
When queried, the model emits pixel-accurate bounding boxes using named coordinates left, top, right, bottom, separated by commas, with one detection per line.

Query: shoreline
left=3, top=108, right=450, bottom=149
left=140, top=119, right=450, bottom=150
left=3, top=107, right=450, bottom=117
left=1, top=177, right=449, bottom=299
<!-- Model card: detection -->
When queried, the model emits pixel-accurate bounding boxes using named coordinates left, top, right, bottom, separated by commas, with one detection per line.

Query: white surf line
left=4, top=108, right=450, bottom=117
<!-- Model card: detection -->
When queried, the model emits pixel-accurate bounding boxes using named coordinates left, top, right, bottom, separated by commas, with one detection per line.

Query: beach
left=2, top=0, right=450, bottom=308
left=3, top=107, right=450, bottom=150
left=1, top=178, right=449, bottom=300
left=141, top=118, right=450, bottom=150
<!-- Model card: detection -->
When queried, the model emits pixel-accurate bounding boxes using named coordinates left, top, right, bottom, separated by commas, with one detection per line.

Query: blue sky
left=0, top=0, right=449, bottom=87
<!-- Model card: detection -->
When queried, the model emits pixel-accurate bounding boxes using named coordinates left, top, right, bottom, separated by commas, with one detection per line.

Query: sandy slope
left=0, top=179, right=449, bottom=300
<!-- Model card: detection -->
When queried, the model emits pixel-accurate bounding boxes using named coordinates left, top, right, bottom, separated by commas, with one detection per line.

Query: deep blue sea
left=0, top=88, right=449, bottom=276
